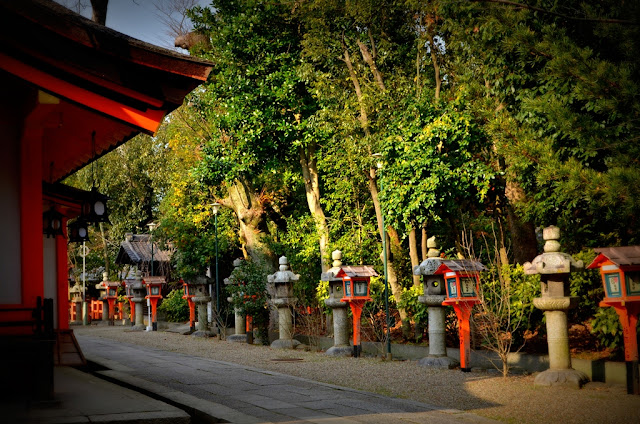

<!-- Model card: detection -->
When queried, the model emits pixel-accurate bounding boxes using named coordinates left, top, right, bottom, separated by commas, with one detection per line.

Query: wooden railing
left=0, top=296, right=54, bottom=336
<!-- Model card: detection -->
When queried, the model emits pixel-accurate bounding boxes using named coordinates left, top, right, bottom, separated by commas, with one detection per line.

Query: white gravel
left=74, top=325, right=640, bottom=424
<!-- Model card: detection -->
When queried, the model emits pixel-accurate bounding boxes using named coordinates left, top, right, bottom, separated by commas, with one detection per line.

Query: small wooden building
left=116, top=233, right=172, bottom=278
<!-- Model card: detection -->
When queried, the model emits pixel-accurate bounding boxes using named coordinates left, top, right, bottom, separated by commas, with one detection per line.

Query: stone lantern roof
left=183, top=275, right=211, bottom=286
left=524, top=226, right=583, bottom=275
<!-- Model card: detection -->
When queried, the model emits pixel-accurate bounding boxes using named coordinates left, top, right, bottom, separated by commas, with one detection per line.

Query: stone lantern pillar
left=225, top=258, right=247, bottom=343
left=268, top=256, right=300, bottom=349
left=524, top=225, right=589, bottom=388
left=414, top=237, right=458, bottom=369
left=192, top=276, right=214, bottom=337
left=130, top=270, right=147, bottom=331
left=321, top=250, right=351, bottom=356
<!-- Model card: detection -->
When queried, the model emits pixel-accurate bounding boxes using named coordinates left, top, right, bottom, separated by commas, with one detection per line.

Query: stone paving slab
left=2, top=366, right=189, bottom=424
left=77, top=334, right=500, bottom=424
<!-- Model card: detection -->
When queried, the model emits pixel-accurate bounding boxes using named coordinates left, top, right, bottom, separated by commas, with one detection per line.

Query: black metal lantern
left=68, top=219, right=90, bottom=243
left=43, top=208, right=64, bottom=238
left=81, top=187, right=110, bottom=224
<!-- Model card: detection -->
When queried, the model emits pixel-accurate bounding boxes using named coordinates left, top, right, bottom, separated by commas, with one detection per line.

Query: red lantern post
left=337, top=266, right=378, bottom=357
left=143, top=276, right=165, bottom=331
left=181, top=278, right=197, bottom=333
left=587, top=246, right=640, bottom=395
left=436, top=259, right=486, bottom=372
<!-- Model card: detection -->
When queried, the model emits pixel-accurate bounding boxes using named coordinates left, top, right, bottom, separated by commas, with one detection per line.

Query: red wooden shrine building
left=0, top=0, right=211, bottom=398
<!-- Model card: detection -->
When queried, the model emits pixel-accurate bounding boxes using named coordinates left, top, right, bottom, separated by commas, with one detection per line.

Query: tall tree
left=187, top=0, right=331, bottom=270
left=441, top=0, right=640, bottom=252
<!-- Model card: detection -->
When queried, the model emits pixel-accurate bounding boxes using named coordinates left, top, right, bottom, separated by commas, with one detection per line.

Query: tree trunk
left=222, top=178, right=274, bottom=267
left=421, top=226, right=428, bottom=261
left=90, top=0, right=109, bottom=25
left=99, top=222, right=109, bottom=276
left=408, top=226, right=421, bottom=287
left=368, top=168, right=410, bottom=337
left=299, top=143, right=330, bottom=272
left=504, top=180, right=538, bottom=264
left=343, top=35, right=410, bottom=335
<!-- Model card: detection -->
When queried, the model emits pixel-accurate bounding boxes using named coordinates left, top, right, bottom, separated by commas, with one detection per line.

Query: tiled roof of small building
left=593, top=246, right=640, bottom=267
left=116, top=234, right=171, bottom=265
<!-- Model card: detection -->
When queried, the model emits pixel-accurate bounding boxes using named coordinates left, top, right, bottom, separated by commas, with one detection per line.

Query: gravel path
left=73, top=325, right=640, bottom=424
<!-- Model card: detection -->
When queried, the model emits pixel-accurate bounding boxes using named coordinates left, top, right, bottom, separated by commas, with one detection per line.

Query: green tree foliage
left=225, top=259, right=271, bottom=343
left=442, top=0, right=640, bottom=249
left=158, top=289, right=190, bottom=322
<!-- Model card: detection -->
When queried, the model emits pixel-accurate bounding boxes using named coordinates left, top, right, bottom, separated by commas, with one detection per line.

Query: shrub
left=158, top=289, right=189, bottom=322
left=225, top=259, right=271, bottom=344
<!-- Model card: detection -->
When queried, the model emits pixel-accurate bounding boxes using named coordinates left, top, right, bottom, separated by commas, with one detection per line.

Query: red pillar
left=349, top=300, right=366, bottom=357
left=20, top=125, right=43, bottom=307
left=453, top=303, right=474, bottom=372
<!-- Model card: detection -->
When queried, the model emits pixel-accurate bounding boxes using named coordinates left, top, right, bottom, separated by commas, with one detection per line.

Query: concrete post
left=322, top=250, right=352, bottom=356
left=525, top=226, right=589, bottom=388
left=268, top=256, right=300, bottom=349
left=414, top=238, right=458, bottom=368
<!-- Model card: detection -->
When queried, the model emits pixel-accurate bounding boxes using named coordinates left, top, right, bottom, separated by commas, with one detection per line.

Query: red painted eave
left=0, top=0, right=213, bottom=181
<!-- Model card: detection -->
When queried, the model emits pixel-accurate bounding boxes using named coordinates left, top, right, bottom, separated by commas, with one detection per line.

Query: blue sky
left=56, top=0, right=210, bottom=49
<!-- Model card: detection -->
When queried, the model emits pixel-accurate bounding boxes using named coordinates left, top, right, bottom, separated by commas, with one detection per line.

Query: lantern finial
left=332, top=250, right=342, bottom=268
left=543, top=225, right=561, bottom=253
left=427, top=237, right=440, bottom=258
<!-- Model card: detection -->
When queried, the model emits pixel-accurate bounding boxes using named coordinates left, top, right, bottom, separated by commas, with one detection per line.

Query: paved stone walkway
left=77, top=334, right=498, bottom=424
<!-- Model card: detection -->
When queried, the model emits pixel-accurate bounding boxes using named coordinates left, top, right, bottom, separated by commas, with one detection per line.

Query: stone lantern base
left=418, top=355, right=458, bottom=369
left=534, top=369, right=589, bottom=389
left=271, top=338, right=301, bottom=349
left=325, top=346, right=352, bottom=357
left=227, top=334, right=247, bottom=343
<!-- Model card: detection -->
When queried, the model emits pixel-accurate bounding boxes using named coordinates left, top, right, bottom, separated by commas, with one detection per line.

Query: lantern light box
left=587, top=246, right=640, bottom=395
left=335, top=265, right=378, bottom=357
left=436, top=259, right=486, bottom=372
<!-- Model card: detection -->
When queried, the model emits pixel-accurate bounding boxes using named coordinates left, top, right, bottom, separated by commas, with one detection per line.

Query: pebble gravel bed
left=74, top=325, right=640, bottom=424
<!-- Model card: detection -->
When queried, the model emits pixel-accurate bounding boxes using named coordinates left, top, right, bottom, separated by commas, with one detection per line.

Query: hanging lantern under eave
left=81, top=187, right=110, bottom=224
left=68, top=219, right=90, bottom=243
left=43, top=208, right=64, bottom=238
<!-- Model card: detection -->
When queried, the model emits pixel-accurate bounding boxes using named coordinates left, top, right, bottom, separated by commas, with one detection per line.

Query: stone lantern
left=127, top=270, right=147, bottom=331
left=321, top=250, right=351, bottom=357
left=182, top=276, right=210, bottom=334
left=69, top=283, right=83, bottom=324
left=524, top=225, right=588, bottom=388
left=413, top=237, right=458, bottom=369
left=95, top=272, right=109, bottom=322
left=587, top=246, right=640, bottom=394
left=190, top=276, right=214, bottom=337
left=225, top=258, right=247, bottom=343
left=267, top=256, right=300, bottom=349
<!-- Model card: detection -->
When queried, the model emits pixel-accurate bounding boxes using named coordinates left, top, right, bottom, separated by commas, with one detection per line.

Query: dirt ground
left=73, top=325, right=640, bottom=424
